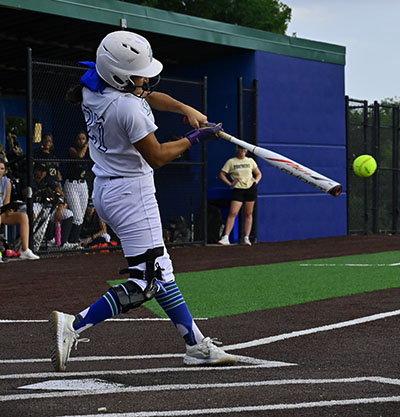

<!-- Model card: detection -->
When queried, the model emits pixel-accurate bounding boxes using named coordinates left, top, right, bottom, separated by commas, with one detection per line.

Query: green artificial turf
left=107, top=251, right=400, bottom=318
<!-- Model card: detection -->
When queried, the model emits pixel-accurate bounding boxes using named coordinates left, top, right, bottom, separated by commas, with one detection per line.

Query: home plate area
left=2, top=235, right=400, bottom=416
left=1, top=305, right=400, bottom=417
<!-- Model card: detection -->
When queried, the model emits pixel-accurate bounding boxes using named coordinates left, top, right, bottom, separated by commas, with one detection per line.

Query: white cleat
left=217, top=235, right=230, bottom=246
left=49, top=311, right=89, bottom=372
left=183, top=337, right=237, bottom=366
left=19, top=248, right=40, bottom=260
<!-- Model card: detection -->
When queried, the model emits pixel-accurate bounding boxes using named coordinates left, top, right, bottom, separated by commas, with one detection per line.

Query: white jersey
left=82, top=87, right=157, bottom=178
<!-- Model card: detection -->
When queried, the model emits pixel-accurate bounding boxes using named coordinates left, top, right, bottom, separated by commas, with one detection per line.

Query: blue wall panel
left=255, top=51, right=346, bottom=146
left=258, top=193, right=347, bottom=242
left=253, top=51, right=347, bottom=242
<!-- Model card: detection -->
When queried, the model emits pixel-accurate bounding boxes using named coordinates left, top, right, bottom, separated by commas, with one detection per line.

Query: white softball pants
left=64, top=179, right=89, bottom=226
left=93, top=173, right=175, bottom=289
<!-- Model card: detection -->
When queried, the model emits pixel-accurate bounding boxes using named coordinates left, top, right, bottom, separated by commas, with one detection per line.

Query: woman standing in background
left=218, top=145, right=262, bottom=246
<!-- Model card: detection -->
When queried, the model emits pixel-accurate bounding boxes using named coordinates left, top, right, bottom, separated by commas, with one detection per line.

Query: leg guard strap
left=125, top=246, right=164, bottom=282
left=110, top=281, right=147, bottom=313
left=115, top=246, right=165, bottom=313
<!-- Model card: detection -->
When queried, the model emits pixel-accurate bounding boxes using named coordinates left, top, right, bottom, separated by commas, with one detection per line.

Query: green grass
left=107, top=251, right=400, bottom=318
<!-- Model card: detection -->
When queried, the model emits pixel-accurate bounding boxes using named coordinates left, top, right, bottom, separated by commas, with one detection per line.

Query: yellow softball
left=353, top=155, right=377, bottom=177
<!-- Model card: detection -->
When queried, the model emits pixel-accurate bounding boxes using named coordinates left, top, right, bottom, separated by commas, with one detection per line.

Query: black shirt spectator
left=33, top=133, right=62, bottom=184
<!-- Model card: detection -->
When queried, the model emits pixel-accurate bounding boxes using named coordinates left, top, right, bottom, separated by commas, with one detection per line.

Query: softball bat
left=218, top=131, right=343, bottom=197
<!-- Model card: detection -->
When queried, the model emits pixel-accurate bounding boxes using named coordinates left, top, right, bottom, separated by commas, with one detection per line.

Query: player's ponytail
left=66, top=85, right=83, bottom=105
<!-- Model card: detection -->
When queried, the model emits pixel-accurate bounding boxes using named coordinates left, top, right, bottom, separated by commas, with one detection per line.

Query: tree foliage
left=380, top=96, right=400, bottom=106
left=122, top=0, right=292, bottom=34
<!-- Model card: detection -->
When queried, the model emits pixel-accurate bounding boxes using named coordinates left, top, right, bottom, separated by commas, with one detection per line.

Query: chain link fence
left=347, top=98, right=400, bottom=234
left=24, top=58, right=208, bottom=256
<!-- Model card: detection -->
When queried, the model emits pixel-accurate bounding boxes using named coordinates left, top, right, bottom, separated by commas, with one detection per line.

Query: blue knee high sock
left=155, top=281, right=204, bottom=345
left=73, top=289, right=121, bottom=333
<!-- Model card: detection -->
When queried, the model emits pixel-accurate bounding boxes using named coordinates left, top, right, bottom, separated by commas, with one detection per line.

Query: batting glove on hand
left=185, top=122, right=223, bottom=145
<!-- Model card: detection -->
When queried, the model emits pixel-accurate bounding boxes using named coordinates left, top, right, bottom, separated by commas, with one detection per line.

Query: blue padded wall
left=254, top=51, right=347, bottom=241
left=174, top=49, right=347, bottom=242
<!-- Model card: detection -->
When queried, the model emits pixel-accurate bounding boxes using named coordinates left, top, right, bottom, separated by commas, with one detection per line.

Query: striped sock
left=155, top=281, right=204, bottom=345
left=73, top=289, right=121, bottom=333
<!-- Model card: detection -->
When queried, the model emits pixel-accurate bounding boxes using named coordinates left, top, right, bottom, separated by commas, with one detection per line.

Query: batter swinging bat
left=218, top=131, right=343, bottom=197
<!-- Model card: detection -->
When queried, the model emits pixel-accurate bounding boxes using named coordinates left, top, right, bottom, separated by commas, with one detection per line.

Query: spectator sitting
left=30, top=163, right=76, bottom=249
left=0, top=157, right=39, bottom=260
left=5, top=132, right=27, bottom=201
left=79, top=200, right=111, bottom=248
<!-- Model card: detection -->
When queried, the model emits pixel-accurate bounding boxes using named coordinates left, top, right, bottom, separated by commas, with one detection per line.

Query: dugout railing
left=346, top=97, right=400, bottom=235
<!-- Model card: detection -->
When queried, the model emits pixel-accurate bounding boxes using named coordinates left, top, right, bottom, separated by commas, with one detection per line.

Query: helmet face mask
left=127, top=75, right=161, bottom=98
left=96, top=31, right=163, bottom=93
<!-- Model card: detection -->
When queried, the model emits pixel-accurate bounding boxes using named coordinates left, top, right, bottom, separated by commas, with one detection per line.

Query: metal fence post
left=237, top=76, right=244, bottom=242
left=202, top=75, right=208, bottom=245
left=253, top=79, right=259, bottom=242
left=26, top=48, right=34, bottom=250
left=392, top=106, right=399, bottom=232
left=345, top=96, right=350, bottom=234
left=362, top=100, right=369, bottom=234
left=372, top=101, right=380, bottom=233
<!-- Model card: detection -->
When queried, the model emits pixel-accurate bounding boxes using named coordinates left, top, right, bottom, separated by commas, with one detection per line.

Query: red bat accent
left=267, top=158, right=313, bottom=175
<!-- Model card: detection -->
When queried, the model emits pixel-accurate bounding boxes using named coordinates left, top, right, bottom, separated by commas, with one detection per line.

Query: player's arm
left=135, top=122, right=221, bottom=169
left=134, top=132, right=192, bottom=169
left=146, top=92, right=207, bottom=128
left=69, top=144, right=88, bottom=159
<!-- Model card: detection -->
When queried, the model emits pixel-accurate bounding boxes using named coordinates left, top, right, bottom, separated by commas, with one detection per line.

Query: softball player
left=50, top=31, right=236, bottom=371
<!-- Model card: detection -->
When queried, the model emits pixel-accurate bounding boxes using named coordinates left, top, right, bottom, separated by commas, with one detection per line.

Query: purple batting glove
left=185, top=122, right=223, bottom=145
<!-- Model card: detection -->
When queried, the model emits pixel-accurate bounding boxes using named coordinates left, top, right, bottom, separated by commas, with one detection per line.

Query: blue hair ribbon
left=77, top=61, right=107, bottom=93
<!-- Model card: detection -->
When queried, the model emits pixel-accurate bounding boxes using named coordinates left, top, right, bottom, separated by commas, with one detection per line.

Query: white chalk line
left=0, top=354, right=291, bottom=367
left=224, top=308, right=400, bottom=351
left=1, top=376, right=399, bottom=403
left=0, top=354, right=183, bottom=364
left=55, top=396, right=400, bottom=416
left=300, top=263, right=400, bottom=267
left=0, top=362, right=295, bottom=382
left=0, top=318, right=207, bottom=324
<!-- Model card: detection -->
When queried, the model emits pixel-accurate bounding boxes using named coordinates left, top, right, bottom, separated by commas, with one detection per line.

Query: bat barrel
left=328, top=184, right=343, bottom=197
